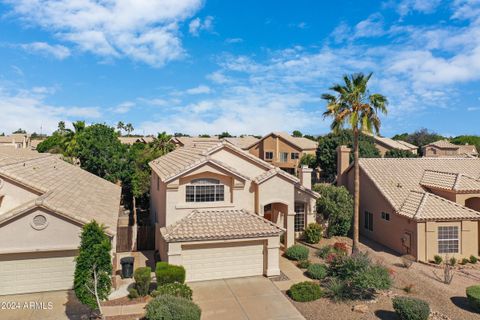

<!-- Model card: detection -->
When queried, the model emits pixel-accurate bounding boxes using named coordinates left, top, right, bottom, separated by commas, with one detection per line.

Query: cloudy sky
left=0, top=0, right=479, bottom=136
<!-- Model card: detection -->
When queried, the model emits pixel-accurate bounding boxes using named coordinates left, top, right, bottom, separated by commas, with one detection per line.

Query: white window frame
left=294, top=203, right=305, bottom=232
left=280, top=152, right=288, bottom=162
left=185, top=178, right=224, bottom=203
left=364, top=211, right=373, bottom=231
left=438, top=226, right=459, bottom=254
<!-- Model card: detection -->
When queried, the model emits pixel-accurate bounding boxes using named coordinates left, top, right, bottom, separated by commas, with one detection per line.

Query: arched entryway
left=263, top=202, right=288, bottom=226
left=465, top=197, right=480, bottom=212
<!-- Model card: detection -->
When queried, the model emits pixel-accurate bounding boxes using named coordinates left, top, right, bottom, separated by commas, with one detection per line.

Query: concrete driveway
left=0, top=290, right=90, bottom=320
left=189, top=276, right=305, bottom=320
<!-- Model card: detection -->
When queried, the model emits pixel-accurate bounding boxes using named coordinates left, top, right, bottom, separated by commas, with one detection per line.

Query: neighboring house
left=30, top=139, right=45, bottom=150
left=246, top=132, right=318, bottom=175
left=118, top=136, right=154, bottom=145
left=337, top=146, right=480, bottom=262
left=369, top=135, right=418, bottom=156
left=170, top=136, right=259, bottom=150
left=149, top=141, right=319, bottom=282
left=0, top=134, right=31, bottom=149
left=422, top=140, right=479, bottom=158
left=0, top=150, right=121, bottom=295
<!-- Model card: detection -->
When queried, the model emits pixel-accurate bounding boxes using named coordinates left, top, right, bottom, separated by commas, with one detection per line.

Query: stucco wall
left=0, top=177, right=39, bottom=215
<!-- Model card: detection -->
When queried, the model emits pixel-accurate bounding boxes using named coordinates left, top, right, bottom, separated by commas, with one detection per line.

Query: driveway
left=189, top=276, right=305, bottom=320
left=0, top=290, right=89, bottom=320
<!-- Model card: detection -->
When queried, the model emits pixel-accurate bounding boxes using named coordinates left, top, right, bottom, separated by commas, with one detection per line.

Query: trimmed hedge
left=145, top=295, right=201, bottom=320
left=471, top=255, right=478, bottom=264
left=134, top=267, right=152, bottom=296
left=288, top=281, right=323, bottom=302
left=155, top=262, right=186, bottom=286
left=152, top=283, right=193, bottom=300
left=306, top=264, right=328, bottom=280
left=304, top=223, right=322, bottom=244
left=466, top=285, right=480, bottom=312
left=392, top=296, right=430, bottom=320
left=285, top=245, right=309, bottom=261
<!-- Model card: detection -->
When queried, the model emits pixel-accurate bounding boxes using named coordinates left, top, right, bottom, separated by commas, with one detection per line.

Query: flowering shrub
left=333, top=242, right=348, bottom=255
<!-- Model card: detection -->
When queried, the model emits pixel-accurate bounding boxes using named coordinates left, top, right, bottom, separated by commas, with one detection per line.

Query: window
left=265, top=151, right=274, bottom=160
left=291, top=152, right=299, bottom=160
left=364, top=211, right=373, bottom=231
left=438, top=226, right=459, bottom=253
left=280, top=152, right=288, bottom=162
left=381, top=212, right=390, bottom=221
left=185, top=178, right=224, bottom=203
left=294, top=203, right=305, bottom=231
left=156, top=175, right=159, bottom=191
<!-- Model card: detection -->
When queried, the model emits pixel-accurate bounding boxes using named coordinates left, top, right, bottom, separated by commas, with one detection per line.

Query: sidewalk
left=103, top=303, right=146, bottom=318
left=272, top=255, right=310, bottom=291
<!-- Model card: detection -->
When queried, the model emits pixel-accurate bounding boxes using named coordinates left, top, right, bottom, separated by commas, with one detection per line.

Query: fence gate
left=137, top=226, right=155, bottom=250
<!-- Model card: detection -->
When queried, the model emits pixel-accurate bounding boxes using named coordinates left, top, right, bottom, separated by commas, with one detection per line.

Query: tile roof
left=374, top=136, right=418, bottom=151
left=0, top=134, right=29, bottom=144
left=0, top=150, right=121, bottom=235
left=161, top=209, right=284, bottom=242
left=224, top=136, right=260, bottom=149
left=420, top=170, right=480, bottom=192
left=272, top=132, right=318, bottom=150
left=457, top=144, right=479, bottom=156
left=427, top=140, right=459, bottom=149
left=118, top=136, right=154, bottom=145
left=358, top=157, right=480, bottom=221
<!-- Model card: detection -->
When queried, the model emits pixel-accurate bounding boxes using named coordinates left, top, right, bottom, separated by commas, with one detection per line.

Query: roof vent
left=31, top=214, right=48, bottom=230
left=397, top=183, right=402, bottom=188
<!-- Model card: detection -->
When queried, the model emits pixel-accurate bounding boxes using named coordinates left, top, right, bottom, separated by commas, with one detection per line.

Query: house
left=0, top=150, right=121, bottom=295
left=0, top=134, right=31, bottom=149
left=245, top=132, right=318, bottom=175
left=337, top=146, right=480, bottom=262
left=422, top=140, right=478, bottom=158
left=170, top=136, right=259, bottom=150
left=368, top=134, right=418, bottom=156
left=118, top=136, right=154, bottom=145
left=149, top=140, right=319, bottom=282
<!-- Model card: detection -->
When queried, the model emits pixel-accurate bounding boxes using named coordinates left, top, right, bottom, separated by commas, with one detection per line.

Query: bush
left=326, top=278, right=349, bottom=301
left=328, top=252, right=371, bottom=280
left=152, top=283, right=193, bottom=300
left=461, top=258, right=470, bottom=265
left=297, top=260, right=311, bottom=269
left=449, top=257, right=457, bottom=266
left=392, top=296, right=430, bottom=320
left=471, top=255, right=478, bottom=264
left=317, top=245, right=334, bottom=259
left=288, top=282, right=323, bottom=302
left=145, top=295, right=201, bottom=320
left=401, top=255, right=415, bottom=268
left=333, top=242, right=348, bottom=255
left=433, top=255, right=443, bottom=265
left=128, top=288, right=139, bottom=299
left=314, top=184, right=353, bottom=237
left=466, top=285, right=480, bottom=312
left=285, top=245, right=309, bottom=261
left=304, top=223, right=322, bottom=244
left=352, top=265, right=392, bottom=295
left=306, top=264, right=328, bottom=280
left=155, top=262, right=186, bottom=286
left=134, top=267, right=152, bottom=296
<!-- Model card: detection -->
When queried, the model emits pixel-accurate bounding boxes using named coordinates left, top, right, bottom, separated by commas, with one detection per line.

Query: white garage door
left=182, top=241, right=264, bottom=282
left=0, top=251, right=76, bottom=295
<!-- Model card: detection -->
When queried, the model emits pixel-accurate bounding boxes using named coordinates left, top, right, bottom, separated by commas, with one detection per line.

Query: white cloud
left=5, top=0, right=203, bottom=67
left=395, top=0, right=442, bottom=17
left=185, top=85, right=211, bottom=95
left=113, top=101, right=136, bottom=114
left=354, top=14, right=385, bottom=38
left=225, top=38, right=243, bottom=44
left=19, top=42, right=71, bottom=59
left=467, top=107, right=480, bottom=111
left=188, top=16, right=214, bottom=36
left=207, top=71, right=231, bottom=84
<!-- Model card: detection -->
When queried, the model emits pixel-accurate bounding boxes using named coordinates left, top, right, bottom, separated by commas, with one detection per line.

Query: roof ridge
left=0, top=153, right=54, bottom=169
left=414, top=192, right=429, bottom=218
left=426, top=191, right=480, bottom=216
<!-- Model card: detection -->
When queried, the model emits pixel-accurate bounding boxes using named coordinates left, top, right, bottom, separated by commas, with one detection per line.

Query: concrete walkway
left=272, top=256, right=310, bottom=291
left=103, top=303, right=146, bottom=318
left=189, top=276, right=305, bottom=320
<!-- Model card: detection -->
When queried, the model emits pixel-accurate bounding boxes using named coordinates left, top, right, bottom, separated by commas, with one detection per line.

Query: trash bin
left=120, top=257, right=135, bottom=278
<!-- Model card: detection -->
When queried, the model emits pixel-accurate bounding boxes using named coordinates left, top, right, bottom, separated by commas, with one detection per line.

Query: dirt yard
left=287, top=236, right=480, bottom=320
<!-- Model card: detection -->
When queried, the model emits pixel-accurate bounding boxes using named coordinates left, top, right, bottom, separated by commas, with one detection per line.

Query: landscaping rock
left=429, top=311, right=451, bottom=320
left=352, top=304, right=369, bottom=313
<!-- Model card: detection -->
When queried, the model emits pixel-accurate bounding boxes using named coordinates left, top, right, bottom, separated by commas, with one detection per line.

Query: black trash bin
left=120, top=257, right=135, bottom=278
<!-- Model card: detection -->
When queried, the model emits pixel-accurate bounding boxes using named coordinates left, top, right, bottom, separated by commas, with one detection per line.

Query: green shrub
left=287, top=281, right=323, bottom=302
left=328, top=252, right=371, bottom=280
left=306, top=264, right=328, bottom=280
left=134, top=267, right=152, bottom=296
left=314, top=184, right=353, bottom=236
left=461, top=258, right=470, bottom=265
left=471, top=255, right=478, bottom=264
left=297, top=260, right=311, bottom=269
left=433, top=255, right=443, bottom=265
left=128, top=287, right=139, bottom=299
left=449, top=257, right=457, bottom=266
left=285, top=245, right=309, bottom=261
left=352, top=265, right=392, bottom=293
left=304, top=223, right=322, bottom=244
left=317, top=245, right=334, bottom=259
left=392, top=296, right=430, bottom=320
left=152, top=283, right=193, bottom=300
left=145, top=295, right=201, bottom=320
left=326, top=278, right=349, bottom=301
left=466, top=285, right=480, bottom=312
left=155, top=262, right=186, bottom=286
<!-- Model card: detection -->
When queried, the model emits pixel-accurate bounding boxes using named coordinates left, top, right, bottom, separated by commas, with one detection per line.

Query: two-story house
left=246, top=132, right=318, bottom=175
left=149, top=140, right=319, bottom=282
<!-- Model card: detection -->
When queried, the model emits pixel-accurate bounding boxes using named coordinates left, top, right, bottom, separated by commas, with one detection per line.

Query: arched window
left=186, top=178, right=224, bottom=202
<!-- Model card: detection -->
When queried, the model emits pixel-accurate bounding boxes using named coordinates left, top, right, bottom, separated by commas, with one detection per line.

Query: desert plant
left=461, top=258, right=470, bottom=265
left=403, top=284, right=415, bottom=294
left=471, top=255, right=478, bottom=264
left=303, top=223, right=323, bottom=244
left=155, top=262, right=186, bottom=286
left=449, top=257, right=457, bottom=267
left=353, top=265, right=393, bottom=292
left=328, top=252, right=371, bottom=280
left=306, top=264, right=328, bottom=280
left=466, top=285, right=480, bottom=312
left=392, top=296, right=430, bottom=320
left=134, top=267, right=152, bottom=296
left=433, top=255, right=443, bottom=265
left=326, top=278, right=349, bottom=301
left=128, top=288, right=139, bottom=299
left=317, top=245, right=334, bottom=259
left=285, top=245, right=309, bottom=261
left=145, top=295, right=201, bottom=320
left=333, top=242, right=348, bottom=255
left=401, top=255, right=415, bottom=268
left=297, top=260, right=311, bottom=269
left=288, top=281, right=323, bottom=302
left=151, top=283, right=193, bottom=300
left=443, top=259, right=454, bottom=285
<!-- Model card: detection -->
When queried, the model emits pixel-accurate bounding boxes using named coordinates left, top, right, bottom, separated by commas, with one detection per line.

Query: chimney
left=300, top=165, right=313, bottom=190
left=336, top=145, right=351, bottom=186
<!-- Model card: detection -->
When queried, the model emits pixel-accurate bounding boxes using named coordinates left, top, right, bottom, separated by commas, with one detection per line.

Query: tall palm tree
left=322, top=73, right=388, bottom=253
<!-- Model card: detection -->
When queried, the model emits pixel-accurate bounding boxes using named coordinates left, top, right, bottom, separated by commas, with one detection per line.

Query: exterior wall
left=0, top=176, right=40, bottom=215
left=422, top=146, right=458, bottom=157
left=374, top=142, right=390, bottom=157
left=0, top=208, right=83, bottom=254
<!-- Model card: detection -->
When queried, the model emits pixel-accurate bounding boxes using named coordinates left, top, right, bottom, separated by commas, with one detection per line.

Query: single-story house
left=422, top=140, right=478, bottom=158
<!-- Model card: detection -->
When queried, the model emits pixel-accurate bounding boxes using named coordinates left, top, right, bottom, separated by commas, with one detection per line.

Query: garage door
left=182, top=241, right=264, bottom=282
left=0, top=251, right=76, bottom=295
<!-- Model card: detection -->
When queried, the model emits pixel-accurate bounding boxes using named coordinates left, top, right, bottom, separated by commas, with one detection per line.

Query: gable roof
left=247, top=132, right=318, bottom=150
left=457, top=144, right=479, bottom=156
left=425, top=140, right=459, bottom=149
left=358, top=157, right=480, bottom=221
left=161, top=209, right=284, bottom=242
left=0, top=150, right=121, bottom=235
left=224, top=136, right=260, bottom=149
left=374, top=136, right=417, bottom=151
left=420, top=170, right=480, bottom=192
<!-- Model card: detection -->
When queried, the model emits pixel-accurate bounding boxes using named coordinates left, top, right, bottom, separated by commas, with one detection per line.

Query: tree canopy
left=451, top=135, right=480, bottom=153
left=292, top=130, right=303, bottom=137
left=384, top=149, right=418, bottom=158
left=392, top=128, right=444, bottom=147
left=314, top=184, right=353, bottom=237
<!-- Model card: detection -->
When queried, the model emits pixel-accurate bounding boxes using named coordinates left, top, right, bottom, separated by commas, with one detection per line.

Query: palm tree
left=152, top=131, right=175, bottom=154
left=322, top=73, right=388, bottom=253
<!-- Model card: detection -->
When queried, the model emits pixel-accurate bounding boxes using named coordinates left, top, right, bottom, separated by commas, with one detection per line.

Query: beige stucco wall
left=0, top=177, right=40, bottom=215
left=423, top=146, right=458, bottom=157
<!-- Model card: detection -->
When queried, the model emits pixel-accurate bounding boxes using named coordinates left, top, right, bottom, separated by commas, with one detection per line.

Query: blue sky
left=0, top=0, right=479, bottom=137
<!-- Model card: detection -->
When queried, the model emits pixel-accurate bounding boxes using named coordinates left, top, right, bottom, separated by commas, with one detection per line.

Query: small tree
left=314, top=184, right=353, bottom=237
left=299, top=154, right=316, bottom=168
left=74, top=221, right=112, bottom=317
left=292, top=130, right=303, bottom=137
